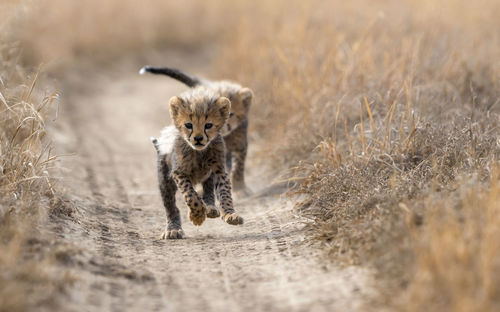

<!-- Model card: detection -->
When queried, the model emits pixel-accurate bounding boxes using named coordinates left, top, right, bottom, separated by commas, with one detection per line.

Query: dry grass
left=403, top=172, right=500, bottom=311
left=212, top=0, right=500, bottom=310
left=0, top=10, right=71, bottom=310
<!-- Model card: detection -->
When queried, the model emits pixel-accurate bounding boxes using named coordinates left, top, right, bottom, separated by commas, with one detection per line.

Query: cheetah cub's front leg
left=172, top=171, right=207, bottom=226
left=202, top=174, right=220, bottom=218
left=214, top=164, right=244, bottom=225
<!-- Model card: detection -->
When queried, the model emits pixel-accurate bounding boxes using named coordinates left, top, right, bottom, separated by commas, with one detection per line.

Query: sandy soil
left=49, top=51, right=372, bottom=312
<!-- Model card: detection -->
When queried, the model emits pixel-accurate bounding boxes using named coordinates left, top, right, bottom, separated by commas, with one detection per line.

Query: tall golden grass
left=0, top=47, right=66, bottom=311
left=212, top=0, right=500, bottom=309
left=0, top=3, right=70, bottom=310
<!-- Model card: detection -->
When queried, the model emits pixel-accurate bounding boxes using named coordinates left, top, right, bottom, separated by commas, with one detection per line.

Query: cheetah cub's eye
left=205, top=123, right=213, bottom=129
left=229, top=113, right=234, bottom=117
left=184, top=122, right=193, bottom=129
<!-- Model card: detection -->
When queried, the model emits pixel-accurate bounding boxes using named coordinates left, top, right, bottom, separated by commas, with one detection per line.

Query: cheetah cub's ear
left=215, top=97, right=231, bottom=120
left=238, top=88, right=253, bottom=109
left=169, top=96, right=185, bottom=120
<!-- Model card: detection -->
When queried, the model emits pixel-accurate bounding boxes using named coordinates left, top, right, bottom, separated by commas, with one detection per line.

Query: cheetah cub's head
left=169, top=88, right=231, bottom=151
left=223, top=88, right=253, bottom=136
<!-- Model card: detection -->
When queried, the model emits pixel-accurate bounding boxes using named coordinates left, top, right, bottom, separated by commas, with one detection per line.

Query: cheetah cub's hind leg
left=202, top=174, right=220, bottom=218
left=225, top=150, right=252, bottom=199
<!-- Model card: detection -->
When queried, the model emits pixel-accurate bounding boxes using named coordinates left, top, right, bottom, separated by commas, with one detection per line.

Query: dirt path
left=51, top=51, right=372, bottom=312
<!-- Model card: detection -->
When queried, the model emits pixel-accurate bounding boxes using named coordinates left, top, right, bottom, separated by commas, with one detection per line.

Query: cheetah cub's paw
left=188, top=200, right=207, bottom=226
left=161, top=229, right=184, bottom=239
left=206, top=205, right=220, bottom=218
left=222, top=212, right=244, bottom=225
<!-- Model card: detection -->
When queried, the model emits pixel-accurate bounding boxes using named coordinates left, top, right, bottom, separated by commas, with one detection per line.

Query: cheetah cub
left=140, top=66, right=253, bottom=198
left=151, top=87, right=243, bottom=239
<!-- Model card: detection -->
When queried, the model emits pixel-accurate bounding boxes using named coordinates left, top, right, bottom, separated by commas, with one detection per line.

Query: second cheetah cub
left=152, top=87, right=243, bottom=239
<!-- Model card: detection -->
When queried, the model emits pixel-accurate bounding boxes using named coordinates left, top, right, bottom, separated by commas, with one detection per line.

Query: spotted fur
left=141, top=66, right=253, bottom=197
left=152, top=87, right=243, bottom=239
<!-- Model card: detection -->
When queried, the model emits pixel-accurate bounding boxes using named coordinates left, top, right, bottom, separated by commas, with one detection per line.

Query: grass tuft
left=0, top=30, right=69, bottom=311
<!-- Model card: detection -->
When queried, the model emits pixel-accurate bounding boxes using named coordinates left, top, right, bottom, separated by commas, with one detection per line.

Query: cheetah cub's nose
left=194, top=135, right=203, bottom=142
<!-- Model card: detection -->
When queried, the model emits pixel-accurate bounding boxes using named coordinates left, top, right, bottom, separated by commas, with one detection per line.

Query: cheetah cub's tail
left=151, top=126, right=179, bottom=156
left=151, top=137, right=160, bottom=153
left=139, top=66, right=201, bottom=88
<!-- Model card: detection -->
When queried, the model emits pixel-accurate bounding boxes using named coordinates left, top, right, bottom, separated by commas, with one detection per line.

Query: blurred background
left=2, top=0, right=500, bottom=311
